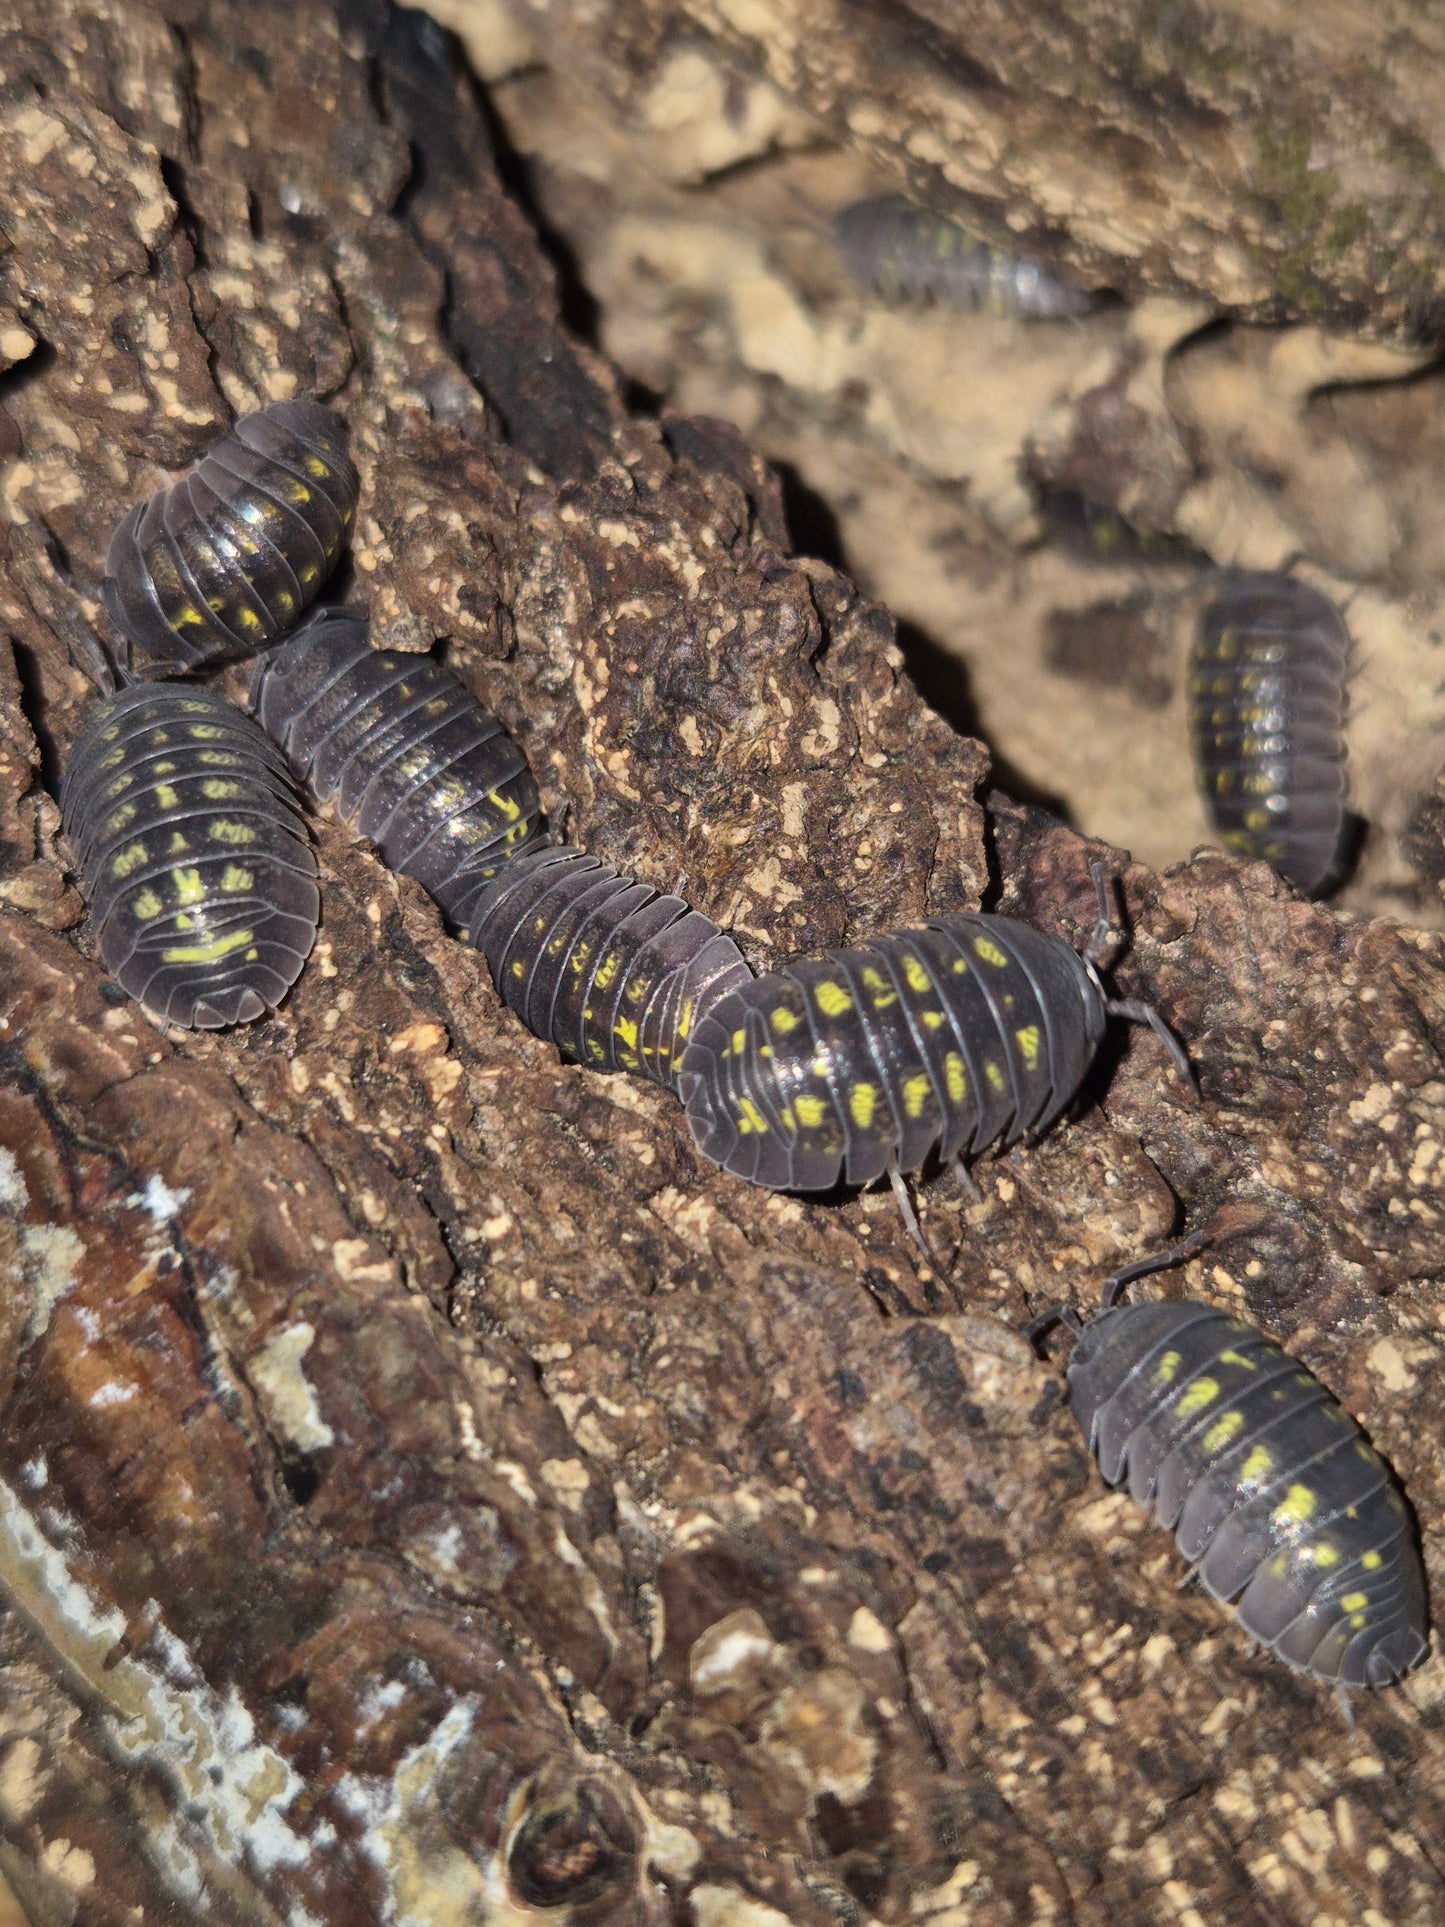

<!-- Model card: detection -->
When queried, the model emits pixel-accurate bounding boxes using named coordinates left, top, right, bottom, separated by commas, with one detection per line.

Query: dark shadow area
left=11, top=639, right=65, bottom=799
left=773, top=460, right=848, bottom=570
left=0, top=336, right=57, bottom=418
left=895, top=619, right=1073, bottom=821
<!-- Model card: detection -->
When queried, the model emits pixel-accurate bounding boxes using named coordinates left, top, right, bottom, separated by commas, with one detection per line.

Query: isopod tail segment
left=1025, top=1241, right=1430, bottom=1694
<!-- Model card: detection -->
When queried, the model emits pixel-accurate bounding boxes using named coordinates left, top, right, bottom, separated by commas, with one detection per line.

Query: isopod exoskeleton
left=1054, top=1289, right=1429, bottom=1690
left=675, top=879, right=1189, bottom=1218
left=61, top=683, right=319, bottom=1027
left=250, top=607, right=546, bottom=930
left=833, top=196, right=1099, bottom=320
left=1187, top=571, right=1351, bottom=895
left=467, top=844, right=752, bottom=1086
left=104, top=399, right=359, bottom=676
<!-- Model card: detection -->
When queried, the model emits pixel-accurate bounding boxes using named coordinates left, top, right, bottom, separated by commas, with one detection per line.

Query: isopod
left=1038, top=1277, right=1428, bottom=1689
left=250, top=607, right=547, bottom=931
left=61, top=683, right=319, bottom=1027
left=834, top=196, right=1098, bottom=319
left=1187, top=571, right=1350, bottom=895
left=676, top=868, right=1190, bottom=1239
left=104, top=399, right=359, bottom=676
left=467, top=844, right=752, bottom=1086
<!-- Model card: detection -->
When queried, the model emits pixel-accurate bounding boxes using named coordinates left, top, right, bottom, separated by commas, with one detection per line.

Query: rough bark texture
left=0, top=3, right=1443, bottom=1925
left=465, top=6, right=1445, bottom=925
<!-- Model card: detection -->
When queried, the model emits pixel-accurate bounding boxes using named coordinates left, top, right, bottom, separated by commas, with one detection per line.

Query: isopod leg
left=886, top=1161, right=942, bottom=1275
left=949, top=1153, right=983, bottom=1204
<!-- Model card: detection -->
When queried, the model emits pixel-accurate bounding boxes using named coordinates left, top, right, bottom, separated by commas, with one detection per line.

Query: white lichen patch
left=689, top=1609, right=776, bottom=1697
left=346, top=1699, right=523, bottom=1926
left=0, top=1477, right=314, bottom=1898
left=130, top=1173, right=192, bottom=1223
left=0, top=1147, right=86, bottom=1340
left=247, top=1323, right=335, bottom=1453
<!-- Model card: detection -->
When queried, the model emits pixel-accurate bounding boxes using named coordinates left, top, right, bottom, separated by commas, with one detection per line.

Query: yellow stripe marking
left=984, top=1060, right=1005, bottom=1093
left=208, top=821, right=255, bottom=844
left=814, top=981, right=852, bottom=1017
left=735, top=1097, right=768, bottom=1136
left=162, top=928, right=253, bottom=964
left=849, top=1084, right=877, bottom=1129
left=903, top=955, right=929, bottom=994
left=973, top=936, right=1007, bottom=967
left=945, top=1053, right=966, bottom=1103
left=1014, top=1024, right=1040, bottom=1071
left=1217, top=1350, right=1257, bottom=1369
left=1151, top=1350, right=1182, bottom=1387
left=794, top=1095, right=827, bottom=1129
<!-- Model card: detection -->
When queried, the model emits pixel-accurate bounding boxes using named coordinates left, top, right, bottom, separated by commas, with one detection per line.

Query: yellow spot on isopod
left=984, top=1060, right=1005, bottom=1093
left=902, top=1073, right=931, bottom=1119
left=110, top=842, right=149, bottom=879
left=794, top=1096, right=828, bottom=1129
left=1201, top=1411, right=1244, bottom=1453
left=814, top=981, right=852, bottom=1017
left=1217, top=1350, right=1257, bottom=1369
left=1307, top=1542, right=1342, bottom=1568
left=202, top=779, right=243, bottom=800
left=219, top=865, right=254, bottom=892
left=153, top=784, right=178, bottom=811
left=1174, top=1376, right=1220, bottom=1419
left=1272, top=1484, right=1317, bottom=1530
left=1014, top=1025, right=1040, bottom=1070
left=1152, top=1350, right=1182, bottom=1386
left=731, top=1029, right=746, bottom=1055
left=735, top=1097, right=769, bottom=1135
left=1340, top=1592, right=1368, bottom=1614
left=131, top=889, right=163, bottom=920
left=945, top=1053, right=966, bottom=1103
left=973, top=936, right=1007, bottom=967
left=511, top=960, right=525, bottom=979
left=849, top=1084, right=877, bottom=1128
left=1240, top=1445, right=1274, bottom=1483
left=208, top=821, right=255, bottom=845
left=614, top=1017, right=638, bottom=1050
left=903, top=955, right=929, bottom=994
left=486, top=787, right=521, bottom=822
left=1361, top=1550, right=1382, bottom=1571
left=173, top=868, right=204, bottom=906
left=922, top=1010, right=944, bottom=1030
left=770, top=1006, right=800, bottom=1034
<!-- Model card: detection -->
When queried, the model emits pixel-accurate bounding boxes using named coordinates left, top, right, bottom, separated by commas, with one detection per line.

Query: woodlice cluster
left=57, top=397, right=1429, bottom=1696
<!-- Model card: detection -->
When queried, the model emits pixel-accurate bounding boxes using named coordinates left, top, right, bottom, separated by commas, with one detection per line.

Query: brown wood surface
left=0, top=2, right=1443, bottom=1922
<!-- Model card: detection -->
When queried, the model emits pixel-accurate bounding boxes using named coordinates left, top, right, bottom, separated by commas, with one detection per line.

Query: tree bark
left=0, top=2, right=1443, bottom=1923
